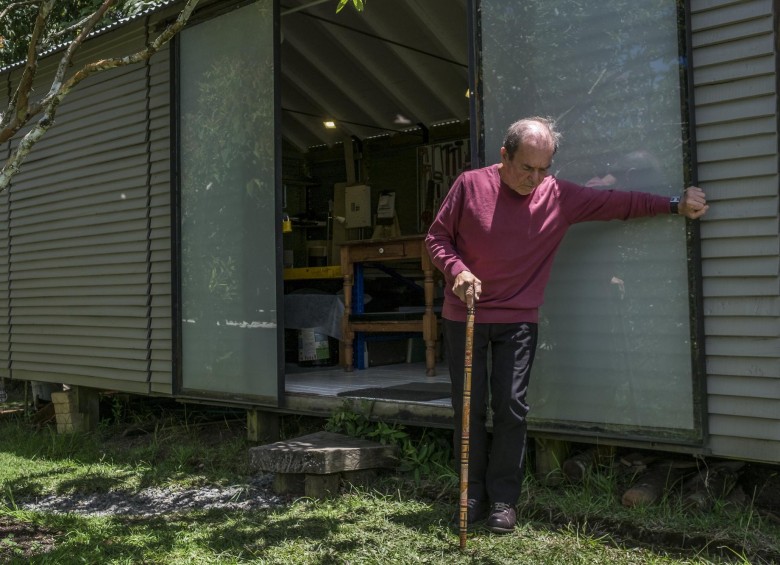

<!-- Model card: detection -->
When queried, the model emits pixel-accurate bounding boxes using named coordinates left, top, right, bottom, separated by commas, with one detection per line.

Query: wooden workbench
left=340, top=235, right=438, bottom=376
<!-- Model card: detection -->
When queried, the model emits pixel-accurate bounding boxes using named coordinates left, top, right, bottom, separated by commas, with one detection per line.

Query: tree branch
left=46, top=13, right=98, bottom=43
left=0, top=0, right=40, bottom=23
left=15, top=0, right=55, bottom=114
left=0, top=0, right=203, bottom=192
left=60, top=0, right=201, bottom=94
left=0, top=0, right=116, bottom=142
left=48, top=0, right=117, bottom=98
left=0, top=0, right=54, bottom=138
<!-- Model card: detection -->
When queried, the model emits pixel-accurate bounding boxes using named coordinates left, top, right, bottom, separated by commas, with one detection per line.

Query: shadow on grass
left=11, top=501, right=512, bottom=564
left=1, top=466, right=136, bottom=504
left=521, top=500, right=780, bottom=565
left=0, top=414, right=252, bottom=493
left=11, top=508, right=368, bottom=563
left=10, top=487, right=756, bottom=564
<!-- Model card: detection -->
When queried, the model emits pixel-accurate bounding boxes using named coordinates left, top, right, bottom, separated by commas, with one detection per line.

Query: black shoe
left=486, top=502, right=516, bottom=534
left=450, top=498, right=488, bottom=528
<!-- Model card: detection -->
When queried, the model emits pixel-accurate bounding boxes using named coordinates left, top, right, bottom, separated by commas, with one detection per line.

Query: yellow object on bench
left=283, top=265, right=342, bottom=280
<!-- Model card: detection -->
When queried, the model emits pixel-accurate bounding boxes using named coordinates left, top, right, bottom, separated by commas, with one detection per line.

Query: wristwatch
left=669, top=196, right=681, bottom=215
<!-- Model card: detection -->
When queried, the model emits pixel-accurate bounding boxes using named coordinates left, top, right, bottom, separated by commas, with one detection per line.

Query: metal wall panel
left=148, top=44, right=173, bottom=394
left=0, top=90, right=9, bottom=379
left=0, top=19, right=173, bottom=394
left=690, top=0, right=780, bottom=462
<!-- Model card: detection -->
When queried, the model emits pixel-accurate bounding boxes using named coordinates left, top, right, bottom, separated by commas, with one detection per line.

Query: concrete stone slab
left=249, top=431, right=398, bottom=475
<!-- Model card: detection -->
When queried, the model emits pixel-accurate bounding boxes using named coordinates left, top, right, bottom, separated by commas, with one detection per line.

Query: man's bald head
left=502, top=117, right=561, bottom=160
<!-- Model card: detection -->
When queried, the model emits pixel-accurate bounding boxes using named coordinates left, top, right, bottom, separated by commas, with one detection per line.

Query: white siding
left=0, top=19, right=173, bottom=394
left=690, top=0, right=780, bottom=462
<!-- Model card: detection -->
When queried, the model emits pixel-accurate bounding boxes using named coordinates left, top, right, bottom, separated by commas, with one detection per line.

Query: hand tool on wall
left=420, top=147, right=434, bottom=230
left=449, top=145, right=458, bottom=178
left=432, top=170, right=443, bottom=214
left=458, top=285, right=476, bottom=551
left=440, top=144, right=451, bottom=178
left=454, top=139, right=464, bottom=171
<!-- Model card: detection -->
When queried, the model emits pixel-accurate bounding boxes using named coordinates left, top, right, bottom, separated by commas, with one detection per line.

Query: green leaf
left=336, top=0, right=365, bottom=13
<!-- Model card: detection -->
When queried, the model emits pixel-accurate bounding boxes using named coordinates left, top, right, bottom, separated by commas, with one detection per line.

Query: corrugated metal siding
left=147, top=45, right=173, bottom=395
left=0, top=19, right=173, bottom=394
left=690, top=0, right=780, bottom=462
left=0, top=70, right=13, bottom=379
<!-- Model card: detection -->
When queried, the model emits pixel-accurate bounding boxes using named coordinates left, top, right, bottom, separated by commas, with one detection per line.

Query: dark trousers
left=444, top=319, right=538, bottom=506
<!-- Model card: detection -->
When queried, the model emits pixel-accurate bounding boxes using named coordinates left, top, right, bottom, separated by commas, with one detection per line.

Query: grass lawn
left=0, top=395, right=778, bottom=564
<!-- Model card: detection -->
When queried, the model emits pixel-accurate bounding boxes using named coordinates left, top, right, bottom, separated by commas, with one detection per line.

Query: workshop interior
left=280, top=0, right=469, bottom=371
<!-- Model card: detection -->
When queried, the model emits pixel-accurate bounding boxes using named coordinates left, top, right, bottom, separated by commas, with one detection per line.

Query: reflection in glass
left=481, top=0, right=694, bottom=433
left=179, top=1, right=277, bottom=397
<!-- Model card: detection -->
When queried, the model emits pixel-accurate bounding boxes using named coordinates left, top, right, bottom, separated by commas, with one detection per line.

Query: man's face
left=499, top=140, right=554, bottom=195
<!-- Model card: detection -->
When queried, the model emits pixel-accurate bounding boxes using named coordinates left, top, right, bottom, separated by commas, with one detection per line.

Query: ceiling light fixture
left=432, top=119, right=461, bottom=128
left=323, top=120, right=337, bottom=129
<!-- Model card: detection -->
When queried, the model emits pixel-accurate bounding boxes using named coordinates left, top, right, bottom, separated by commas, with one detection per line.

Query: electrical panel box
left=345, top=184, right=371, bottom=228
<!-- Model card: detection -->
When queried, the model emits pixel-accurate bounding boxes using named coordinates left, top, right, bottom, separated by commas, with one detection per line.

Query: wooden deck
left=283, top=361, right=454, bottom=428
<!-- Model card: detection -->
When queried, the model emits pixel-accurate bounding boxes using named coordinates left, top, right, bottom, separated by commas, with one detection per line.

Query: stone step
left=249, top=431, right=398, bottom=498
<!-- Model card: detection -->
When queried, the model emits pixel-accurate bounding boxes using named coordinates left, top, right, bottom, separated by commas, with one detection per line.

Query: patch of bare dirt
left=741, top=464, right=780, bottom=515
left=0, top=516, right=58, bottom=562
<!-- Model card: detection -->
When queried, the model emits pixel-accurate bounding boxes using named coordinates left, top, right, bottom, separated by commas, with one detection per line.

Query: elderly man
left=426, top=116, right=708, bottom=534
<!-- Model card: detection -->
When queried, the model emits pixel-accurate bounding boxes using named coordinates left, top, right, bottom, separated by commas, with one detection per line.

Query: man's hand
left=453, top=270, right=482, bottom=304
left=679, top=186, right=709, bottom=219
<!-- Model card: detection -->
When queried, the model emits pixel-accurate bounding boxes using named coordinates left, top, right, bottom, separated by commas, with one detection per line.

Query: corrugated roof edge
left=0, top=0, right=178, bottom=74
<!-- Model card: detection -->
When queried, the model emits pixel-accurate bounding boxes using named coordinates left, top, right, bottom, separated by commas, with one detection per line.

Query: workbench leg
left=424, top=314, right=437, bottom=377
left=355, top=333, right=365, bottom=369
left=425, top=343, right=436, bottom=376
left=340, top=246, right=354, bottom=372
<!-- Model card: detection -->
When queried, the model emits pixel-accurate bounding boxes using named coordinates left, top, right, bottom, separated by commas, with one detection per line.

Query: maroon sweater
left=425, top=164, right=670, bottom=324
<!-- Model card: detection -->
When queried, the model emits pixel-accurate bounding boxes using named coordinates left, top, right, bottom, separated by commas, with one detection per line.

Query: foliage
left=0, top=0, right=364, bottom=67
left=180, top=48, right=274, bottom=323
left=0, top=1, right=163, bottom=69
left=176, top=2, right=277, bottom=387
left=0, top=0, right=201, bottom=195
left=336, top=0, right=366, bottom=13
left=0, top=404, right=778, bottom=563
left=325, top=403, right=455, bottom=484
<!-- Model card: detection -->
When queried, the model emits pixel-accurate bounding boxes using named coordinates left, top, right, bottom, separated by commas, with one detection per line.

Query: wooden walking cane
left=458, top=286, right=476, bottom=550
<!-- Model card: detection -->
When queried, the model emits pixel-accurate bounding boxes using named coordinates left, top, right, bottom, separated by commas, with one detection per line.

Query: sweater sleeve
left=425, top=175, right=470, bottom=282
left=559, top=180, right=670, bottom=224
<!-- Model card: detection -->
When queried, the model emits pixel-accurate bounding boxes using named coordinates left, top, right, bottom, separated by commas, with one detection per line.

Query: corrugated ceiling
left=280, top=0, right=469, bottom=151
